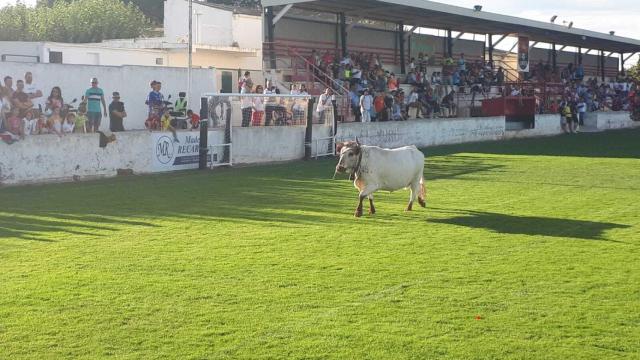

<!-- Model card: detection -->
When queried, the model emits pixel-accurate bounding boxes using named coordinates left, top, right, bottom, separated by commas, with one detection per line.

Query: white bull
left=335, top=140, right=426, bottom=217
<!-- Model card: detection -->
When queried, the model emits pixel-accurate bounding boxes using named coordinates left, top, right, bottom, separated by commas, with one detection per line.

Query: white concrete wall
left=1, top=113, right=636, bottom=186
left=595, top=111, right=638, bottom=130
left=504, top=114, right=563, bottom=139
left=336, top=117, right=506, bottom=148
left=0, top=61, right=216, bottom=130
left=164, top=0, right=261, bottom=49
left=233, top=14, right=263, bottom=50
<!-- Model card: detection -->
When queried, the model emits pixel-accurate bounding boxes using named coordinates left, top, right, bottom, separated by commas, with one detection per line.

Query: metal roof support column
left=399, top=22, right=406, bottom=74
left=339, top=12, right=347, bottom=58
left=620, top=53, right=625, bottom=75
left=600, top=50, right=605, bottom=82
left=578, top=47, right=583, bottom=65
left=447, top=30, right=453, bottom=58
left=488, top=34, right=493, bottom=66
left=265, top=6, right=276, bottom=69
left=552, top=43, right=557, bottom=70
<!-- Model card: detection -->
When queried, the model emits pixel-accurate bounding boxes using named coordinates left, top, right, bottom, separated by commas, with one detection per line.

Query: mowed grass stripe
left=1, top=129, right=639, bottom=359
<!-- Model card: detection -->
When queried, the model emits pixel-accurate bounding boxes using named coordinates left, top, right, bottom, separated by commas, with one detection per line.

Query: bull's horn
left=355, top=137, right=360, bottom=145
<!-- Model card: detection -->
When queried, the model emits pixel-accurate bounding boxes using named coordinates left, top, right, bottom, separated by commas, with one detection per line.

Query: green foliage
left=0, top=0, right=151, bottom=43
left=1, top=129, right=640, bottom=358
left=206, top=0, right=261, bottom=8
left=628, top=60, right=640, bottom=84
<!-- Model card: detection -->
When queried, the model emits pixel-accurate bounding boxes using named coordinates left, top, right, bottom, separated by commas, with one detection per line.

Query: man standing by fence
left=84, top=77, right=107, bottom=133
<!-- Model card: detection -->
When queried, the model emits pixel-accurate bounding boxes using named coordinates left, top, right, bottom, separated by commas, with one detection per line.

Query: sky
left=1, top=0, right=638, bottom=64
left=2, top=0, right=637, bottom=39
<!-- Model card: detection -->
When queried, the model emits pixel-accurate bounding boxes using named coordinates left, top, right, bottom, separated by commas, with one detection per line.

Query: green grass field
left=1, top=129, right=639, bottom=359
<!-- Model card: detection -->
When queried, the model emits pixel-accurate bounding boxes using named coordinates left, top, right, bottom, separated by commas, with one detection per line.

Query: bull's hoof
left=418, top=198, right=426, bottom=208
left=354, top=210, right=363, bottom=218
left=368, top=208, right=376, bottom=215
left=406, top=203, right=413, bottom=212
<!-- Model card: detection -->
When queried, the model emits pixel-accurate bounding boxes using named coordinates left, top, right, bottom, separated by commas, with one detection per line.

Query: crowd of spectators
left=0, top=72, right=124, bottom=144
left=304, top=50, right=506, bottom=122
left=238, top=71, right=310, bottom=127
left=0, top=72, right=206, bottom=144
left=302, top=48, right=637, bottom=124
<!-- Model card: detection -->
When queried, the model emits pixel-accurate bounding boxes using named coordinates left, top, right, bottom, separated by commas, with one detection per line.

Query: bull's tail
left=418, top=177, right=427, bottom=208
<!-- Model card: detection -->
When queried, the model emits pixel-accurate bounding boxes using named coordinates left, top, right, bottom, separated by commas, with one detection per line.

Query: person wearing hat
left=84, top=77, right=107, bottom=133
left=174, top=91, right=187, bottom=117
left=109, top=91, right=127, bottom=132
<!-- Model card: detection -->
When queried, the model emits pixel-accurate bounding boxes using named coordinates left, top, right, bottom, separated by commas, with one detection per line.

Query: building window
left=49, top=51, right=63, bottom=63
left=156, top=57, right=164, bottom=65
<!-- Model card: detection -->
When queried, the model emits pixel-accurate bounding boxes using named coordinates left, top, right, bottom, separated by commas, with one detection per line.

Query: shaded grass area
left=1, top=129, right=639, bottom=359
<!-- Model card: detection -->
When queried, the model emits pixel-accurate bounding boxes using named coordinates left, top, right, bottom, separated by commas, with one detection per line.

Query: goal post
left=200, top=93, right=333, bottom=167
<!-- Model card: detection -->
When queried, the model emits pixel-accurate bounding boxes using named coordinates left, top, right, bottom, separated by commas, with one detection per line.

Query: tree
left=628, top=59, right=640, bottom=85
left=0, top=0, right=151, bottom=43
left=206, top=0, right=260, bottom=8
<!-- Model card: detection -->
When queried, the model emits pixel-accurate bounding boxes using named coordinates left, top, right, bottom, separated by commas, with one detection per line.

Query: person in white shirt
left=251, top=85, right=265, bottom=126
left=22, top=109, right=38, bottom=135
left=316, top=88, right=333, bottom=124
left=240, top=81, right=253, bottom=127
left=576, top=98, right=587, bottom=127
left=359, top=89, right=373, bottom=123
left=23, top=72, right=43, bottom=111
left=290, top=84, right=300, bottom=95
left=62, top=113, right=76, bottom=134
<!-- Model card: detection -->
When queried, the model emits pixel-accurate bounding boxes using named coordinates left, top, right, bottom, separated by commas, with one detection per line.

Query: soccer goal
left=201, top=92, right=335, bottom=166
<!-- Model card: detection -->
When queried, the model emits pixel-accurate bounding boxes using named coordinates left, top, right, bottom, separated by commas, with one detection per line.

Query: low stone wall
left=1, top=112, right=636, bottom=186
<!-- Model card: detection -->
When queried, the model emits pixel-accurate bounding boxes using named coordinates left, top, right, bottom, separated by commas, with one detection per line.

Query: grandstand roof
left=261, top=0, right=640, bottom=53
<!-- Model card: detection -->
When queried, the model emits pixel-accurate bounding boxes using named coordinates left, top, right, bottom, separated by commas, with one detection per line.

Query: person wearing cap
left=109, top=91, right=127, bottom=132
left=84, top=77, right=107, bottom=133
left=174, top=91, right=187, bottom=117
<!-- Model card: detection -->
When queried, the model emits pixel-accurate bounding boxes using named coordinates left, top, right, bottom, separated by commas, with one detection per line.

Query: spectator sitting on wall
left=45, top=86, right=64, bottom=115
left=6, top=107, right=24, bottom=139
left=75, top=103, right=87, bottom=133
left=187, top=109, right=200, bottom=130
left=109, top=92, right=127, bottom=132
left=0, top=86, right=10, bottom=125
left=62, top=113, right=76, bottom=134
left=23, top=109, right=37, bottom=136
left=47, top=107, right=64, bottom=136
left=11, top=80, right=33, bottom=117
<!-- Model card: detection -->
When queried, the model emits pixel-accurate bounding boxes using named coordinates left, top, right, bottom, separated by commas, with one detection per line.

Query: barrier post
left=199, top=97, right=209, bottom=170
left=305, top=98, right=315, bottom=160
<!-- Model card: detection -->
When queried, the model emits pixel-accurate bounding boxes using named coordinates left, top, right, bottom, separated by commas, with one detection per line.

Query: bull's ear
left=335, top=142, right=344, bottom=154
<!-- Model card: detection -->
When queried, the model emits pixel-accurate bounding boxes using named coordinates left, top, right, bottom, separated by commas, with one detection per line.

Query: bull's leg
left=368, top=194, right=376, bottom=215
left=418, top=178, right=426, bottom=208
left=407, top=182, right=420, bottom=211
left=355, top=195, right=364, bottom=218
left=355, top=186, right=378, bottom=217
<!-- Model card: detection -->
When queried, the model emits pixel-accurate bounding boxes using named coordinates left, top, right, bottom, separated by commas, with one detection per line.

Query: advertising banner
left=151, top=130, right=224, bottom=172
left=518, top=36, right=530, bottom=73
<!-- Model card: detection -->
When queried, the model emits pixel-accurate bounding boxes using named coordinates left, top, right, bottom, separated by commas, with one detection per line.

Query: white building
left=0, top=0, right=264, bottom=92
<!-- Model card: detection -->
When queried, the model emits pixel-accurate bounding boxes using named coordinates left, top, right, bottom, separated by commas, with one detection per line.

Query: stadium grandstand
left=260, top=0, right=640, bottom=125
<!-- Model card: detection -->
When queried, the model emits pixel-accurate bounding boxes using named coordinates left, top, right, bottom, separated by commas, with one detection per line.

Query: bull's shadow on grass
left=428, top=209, right=630, bottom=241
left=424, top=128, right=640, bottom=159
left=424, top=155, right=506, bottom=181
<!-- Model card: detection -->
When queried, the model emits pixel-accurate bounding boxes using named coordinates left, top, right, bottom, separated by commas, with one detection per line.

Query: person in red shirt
left=187, top=109, right=201, bottom=130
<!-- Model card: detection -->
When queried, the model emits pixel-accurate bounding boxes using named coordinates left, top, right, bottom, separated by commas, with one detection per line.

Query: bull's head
left=334, top=138, right=361, bottom=178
